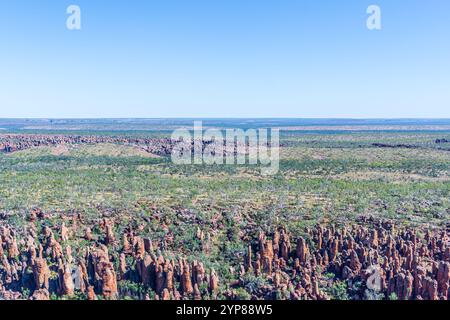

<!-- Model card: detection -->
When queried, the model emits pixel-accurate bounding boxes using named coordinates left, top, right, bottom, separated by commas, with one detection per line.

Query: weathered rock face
left=32, top=256, right=50, bottom=290
left=101, top=263, right=118, bottom=299
left=84, top=228, right=93, bottom=241
left=241, top=219, right=449, bottom=300
left=30, top=289, right=50, bottom=300
left=0, top=213, right=447, bottom=300
left=181, top=263, right=194, bottom=295
left=296, top=237, right=309, bottom=264
left=61, top=223, right=70, bottom=242
left=0, top=134, right=175, bottom=156
left=103, top=219, right=116, bottom=245
left=209, top=268, right=219, bottom=297
left=437, top=261, right=450, bottom=299
left=59, top=262, right=75, bottom=296
left=87, top=286, right=96, bottom=300
left=0, top=133, right=259, bottom=158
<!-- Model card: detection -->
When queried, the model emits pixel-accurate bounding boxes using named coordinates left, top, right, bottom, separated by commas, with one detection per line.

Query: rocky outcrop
left=241, top=218, right=449, bottom=300
left=0, top=215, right=447, bottom=300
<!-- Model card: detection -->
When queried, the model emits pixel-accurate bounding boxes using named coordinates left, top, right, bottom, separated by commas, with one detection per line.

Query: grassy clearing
left=0, top=132, right=448, bottom=232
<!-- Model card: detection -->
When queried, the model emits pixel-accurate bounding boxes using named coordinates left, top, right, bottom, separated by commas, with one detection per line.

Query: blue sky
left=0, top=0, right=449, bottom=118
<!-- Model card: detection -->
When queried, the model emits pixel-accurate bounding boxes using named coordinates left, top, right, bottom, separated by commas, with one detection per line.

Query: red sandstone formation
left=242, top=219, right=449, bottom=300
left=0, top=213, right=447, bottom=300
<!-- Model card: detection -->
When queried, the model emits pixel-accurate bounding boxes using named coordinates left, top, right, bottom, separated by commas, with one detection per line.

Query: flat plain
left=0, top=119, right=448, bottom=300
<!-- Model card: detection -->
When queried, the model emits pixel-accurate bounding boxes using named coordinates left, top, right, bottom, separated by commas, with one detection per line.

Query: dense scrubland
left=0, top=128, right=449, bottom=300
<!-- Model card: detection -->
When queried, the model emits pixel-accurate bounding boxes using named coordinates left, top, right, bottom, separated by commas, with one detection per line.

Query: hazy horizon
left=1, top=117, right=450, bottom=121
left=2, top=118, right=450, bottom=132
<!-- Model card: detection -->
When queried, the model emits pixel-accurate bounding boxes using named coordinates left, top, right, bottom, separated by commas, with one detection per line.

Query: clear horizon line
left=1, top=117, right=450, bottom=120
